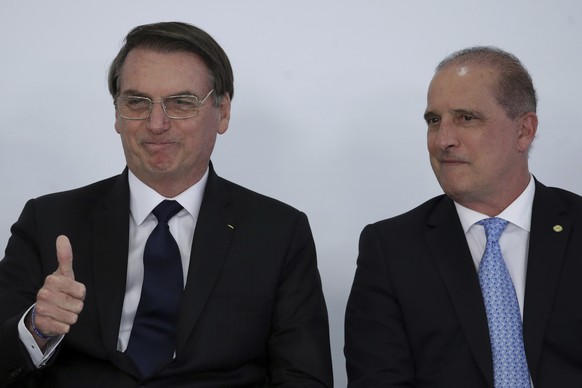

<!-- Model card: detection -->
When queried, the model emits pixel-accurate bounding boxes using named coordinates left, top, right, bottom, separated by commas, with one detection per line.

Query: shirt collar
left=454, top=174, right=535, bottom=233
left=128, top=168, right=209, bottom=226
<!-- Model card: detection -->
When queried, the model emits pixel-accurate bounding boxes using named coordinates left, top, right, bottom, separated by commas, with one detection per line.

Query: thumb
left=56, top=235, right=75, bottom=280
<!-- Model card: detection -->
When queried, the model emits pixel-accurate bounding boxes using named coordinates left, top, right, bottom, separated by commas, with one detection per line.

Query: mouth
left=143, top=141, right=175, bottom=145
left=436, top=152, right=467, bottom=165
left=141, top=141, right=178, bottom=151
left=440, top=159, right=466, bottom=164
left=434, top=156, right=470, bottom=170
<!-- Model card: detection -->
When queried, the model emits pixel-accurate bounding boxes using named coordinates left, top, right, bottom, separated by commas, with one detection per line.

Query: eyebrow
left=423, top=110, right=438, bottom=121
left=423, top=108, right=484, bottom=121
left=119, top=89, right=199, bottom=98
left=450, top=108, right=485, bottom=119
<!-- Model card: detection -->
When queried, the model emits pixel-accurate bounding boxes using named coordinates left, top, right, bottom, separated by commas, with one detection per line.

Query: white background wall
left=2, top=1, right=581, bottom=386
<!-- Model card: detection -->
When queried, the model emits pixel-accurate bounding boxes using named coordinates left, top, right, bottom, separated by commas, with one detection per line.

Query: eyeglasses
left=115, top=89, right=214, bottom=120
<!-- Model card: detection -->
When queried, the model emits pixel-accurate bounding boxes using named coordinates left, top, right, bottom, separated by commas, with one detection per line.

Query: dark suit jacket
left=345, top=179, right=582, bottom=387
left=0, top=165, right=333, bottom=387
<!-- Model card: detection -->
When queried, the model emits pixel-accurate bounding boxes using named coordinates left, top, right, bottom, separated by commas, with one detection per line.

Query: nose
left=432, top=117, right=459, bottom=151
left=146, top=101, right=170, bottom=133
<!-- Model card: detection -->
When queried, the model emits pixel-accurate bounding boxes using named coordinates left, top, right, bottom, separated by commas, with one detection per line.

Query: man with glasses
left=0, top=22, right=333, bottom=387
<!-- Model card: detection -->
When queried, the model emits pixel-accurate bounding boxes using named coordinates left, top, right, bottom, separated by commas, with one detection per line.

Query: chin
left=439, top=182, right=465, bottom=200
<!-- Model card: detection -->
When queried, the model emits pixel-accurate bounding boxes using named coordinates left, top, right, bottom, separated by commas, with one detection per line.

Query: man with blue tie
left=0, top=22, right=333, bottom=387
left=345, top=46, right=582, bottom=387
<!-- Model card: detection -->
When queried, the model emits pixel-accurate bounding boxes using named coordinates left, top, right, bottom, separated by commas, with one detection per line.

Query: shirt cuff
left=17, top=305, right=64, bottom=367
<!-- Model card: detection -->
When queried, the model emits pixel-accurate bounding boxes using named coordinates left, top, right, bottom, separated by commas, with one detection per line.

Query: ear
left=217, top=94, right=231, bottom=135
left=114, top=111, right=122, bottom=134
left=517, top=112, right=537, bottom=152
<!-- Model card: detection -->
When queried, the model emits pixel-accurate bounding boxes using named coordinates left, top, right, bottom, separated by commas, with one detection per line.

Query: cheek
left=429, top=157, right=440, bottom=177
left=426, top=129, right=437, bottom=146
left=427, top=136, right=438, bottom=156
left=115, top=120, right=142, bottom=142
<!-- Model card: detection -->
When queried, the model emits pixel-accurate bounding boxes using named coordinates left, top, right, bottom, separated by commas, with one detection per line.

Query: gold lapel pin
left=553, top=225, right=563, bottom=232
left=227, top=224, right=235, bottom=230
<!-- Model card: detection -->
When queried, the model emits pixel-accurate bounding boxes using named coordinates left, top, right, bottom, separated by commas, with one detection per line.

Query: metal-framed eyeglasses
left=115, top=89, right=215, bottom=120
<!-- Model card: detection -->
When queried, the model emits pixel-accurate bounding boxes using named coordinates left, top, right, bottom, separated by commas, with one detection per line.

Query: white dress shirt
left=454, top=175, right=535, bottom=317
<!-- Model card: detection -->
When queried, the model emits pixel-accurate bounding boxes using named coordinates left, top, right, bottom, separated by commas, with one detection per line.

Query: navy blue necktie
left=126, top=200, right=184, bottom=378
left=478, top=217, right=530, bottom=387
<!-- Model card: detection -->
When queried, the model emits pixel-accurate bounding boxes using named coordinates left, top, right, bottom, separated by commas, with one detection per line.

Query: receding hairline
left=432, top=46, right=537, bottom=118
left=436, top=46, right=512, bottom=73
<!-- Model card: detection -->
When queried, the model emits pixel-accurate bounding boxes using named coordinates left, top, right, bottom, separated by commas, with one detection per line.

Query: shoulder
left=364, top=194, right=449, bottom=235
left=208, top=174, right=315, bottom=252
left=212, top=173, right=306, bottom=222
left=534, top=179, right=582, bottom=214
left=35, top=174, right=123, bottom=202
left=544, top=186, right=582, bottom=207
left=24, top=173, right=126, bottom=218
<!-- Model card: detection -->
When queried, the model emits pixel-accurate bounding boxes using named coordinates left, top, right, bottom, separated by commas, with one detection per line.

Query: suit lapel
left=523, top=180, right=571, bottom=379
left=91, top=171, right=131, bottom=356
left=425, top=197, right=493, bottom=385
left=176, top=167, right=235, bottom=354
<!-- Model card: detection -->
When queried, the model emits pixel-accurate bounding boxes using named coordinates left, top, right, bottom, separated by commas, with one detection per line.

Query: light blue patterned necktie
left=478, top=218, right=531, bottom=388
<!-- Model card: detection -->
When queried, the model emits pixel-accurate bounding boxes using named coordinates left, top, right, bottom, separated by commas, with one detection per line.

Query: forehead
left=427, top=64, right=500, bottom=110
left=119, top=48, right=210, bottom=94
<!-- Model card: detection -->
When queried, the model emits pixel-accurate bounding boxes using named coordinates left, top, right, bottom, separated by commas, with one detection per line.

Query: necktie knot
left=478, top=217, right=508, bottom=243
left=152, top=200, right=183, bottom=224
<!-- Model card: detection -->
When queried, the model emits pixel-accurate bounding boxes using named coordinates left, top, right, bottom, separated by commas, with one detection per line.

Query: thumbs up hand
left=29, top=235, right=86, bottom=342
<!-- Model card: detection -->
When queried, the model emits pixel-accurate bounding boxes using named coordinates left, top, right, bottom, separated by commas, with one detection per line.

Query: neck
left=132, top=167, right=208, bottom=198
left=461, top=173, right=531, bottom=217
